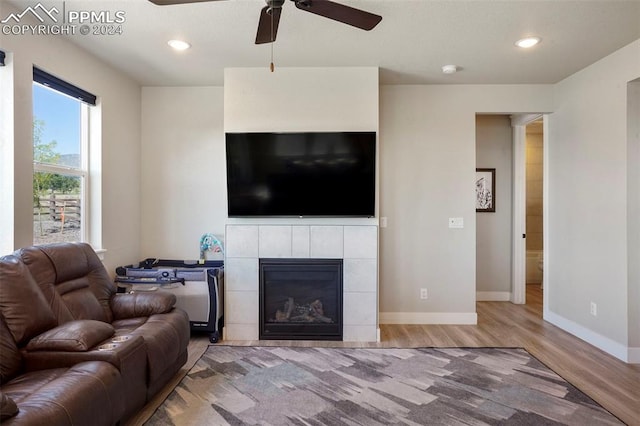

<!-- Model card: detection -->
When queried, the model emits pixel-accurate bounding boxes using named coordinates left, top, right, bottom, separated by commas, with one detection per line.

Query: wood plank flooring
left=127, top=286, right=640, bottom=425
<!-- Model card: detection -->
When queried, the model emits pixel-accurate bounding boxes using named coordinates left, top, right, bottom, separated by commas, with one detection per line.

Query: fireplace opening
left=259, top=258, right=343, bottom=340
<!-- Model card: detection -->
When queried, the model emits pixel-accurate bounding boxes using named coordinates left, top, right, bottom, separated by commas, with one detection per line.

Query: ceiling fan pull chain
left=270, top=7, right=275, bottom=72
left=270, top=41, right=274, bottom=72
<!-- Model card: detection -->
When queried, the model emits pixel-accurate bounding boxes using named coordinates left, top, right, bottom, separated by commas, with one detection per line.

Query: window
left=32, top=69, right=93, bottom=245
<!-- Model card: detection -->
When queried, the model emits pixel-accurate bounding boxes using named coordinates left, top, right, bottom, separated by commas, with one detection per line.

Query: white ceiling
left=11, top=0, right=640, bottom=86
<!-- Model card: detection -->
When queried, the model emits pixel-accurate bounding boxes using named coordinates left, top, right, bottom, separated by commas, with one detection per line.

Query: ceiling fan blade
left=256, top=6, right=282, bottom=44
left=148, top=0, right=225, bottom=5
left=293, top=0, right=381, bottom=31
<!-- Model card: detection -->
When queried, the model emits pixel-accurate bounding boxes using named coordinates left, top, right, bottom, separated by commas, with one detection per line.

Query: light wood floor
left=127, top=286, right=640, bottom=426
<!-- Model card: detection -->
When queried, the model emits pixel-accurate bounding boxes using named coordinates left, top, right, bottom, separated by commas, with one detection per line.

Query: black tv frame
left=225, top=131, right=376, bottom=218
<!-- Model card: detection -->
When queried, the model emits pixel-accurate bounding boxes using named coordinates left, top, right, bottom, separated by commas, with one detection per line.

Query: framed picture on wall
left=476, top=168, right=495, bottom=212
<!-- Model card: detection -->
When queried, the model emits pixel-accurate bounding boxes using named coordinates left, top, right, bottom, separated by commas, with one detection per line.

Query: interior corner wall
left=140, top=87, right=225, bottom=259
left=0, top=54, right=12, bottom=254
left=475, top=115, right=513, bottom=296
left=548, top=39, right=640, bottom=360
left=627, top=80, right=640, bottom=351
left=0, top=2, right=142, bottom=273
left=0, top=51, right=31, bottom=253
left=378, top=85, right=551, bottom=322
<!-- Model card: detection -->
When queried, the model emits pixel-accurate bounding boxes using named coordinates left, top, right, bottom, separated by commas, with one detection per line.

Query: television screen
left=226, top=132, right=376, bottom=217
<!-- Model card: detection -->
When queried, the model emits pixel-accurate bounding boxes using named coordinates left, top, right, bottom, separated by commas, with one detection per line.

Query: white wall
left=140, top=87, right=225, bottom=259
left=476, top=115, right=513, bottom=298
left=548, top=39, right=640, bottom=362
left=378, top=85, right=552, bottom=323
left=0, top=51, right=29, bottom=255
left=223, top=67, right=380, bottom=224
left=628, top=80, right=640, bottom=350
left=224, top=67, right=378, bottom=132
left=0, top=3, right=142, bottom=273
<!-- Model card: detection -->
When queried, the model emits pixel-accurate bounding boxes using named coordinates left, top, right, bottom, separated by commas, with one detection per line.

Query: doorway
left=475, top=114, right=547, bottom=311
left=525, top=119, right=544, bottom=293
left=510, top=114, right=547, bottom=310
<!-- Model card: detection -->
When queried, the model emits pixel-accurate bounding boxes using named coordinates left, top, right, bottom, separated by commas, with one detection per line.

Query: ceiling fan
left=149, top=0, right=382, bottom=44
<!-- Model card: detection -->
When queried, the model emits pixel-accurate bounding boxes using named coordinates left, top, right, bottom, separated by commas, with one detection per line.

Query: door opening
left=525, top=119, right=544, bottom=296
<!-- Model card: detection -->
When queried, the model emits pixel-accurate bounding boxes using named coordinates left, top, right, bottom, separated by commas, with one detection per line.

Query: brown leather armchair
left=0, top=243, right=190, bottom=425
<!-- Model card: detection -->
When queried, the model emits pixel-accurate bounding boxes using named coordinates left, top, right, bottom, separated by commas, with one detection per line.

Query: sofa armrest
left=110, top=291, right=176, bottom=320
left=0, top=391, right=19, bottom=421
left=26, top=320, right=114, bottom=352
left=21, top=335, right=148, bottom=420
left=23, top=334, right=146, bottom=371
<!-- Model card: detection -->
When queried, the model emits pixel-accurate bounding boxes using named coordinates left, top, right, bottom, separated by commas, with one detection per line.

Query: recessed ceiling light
left=515, top=37, right=541, bottom=48
left=442, top=64, right=458, bottom=74
left=168, top=39, right=191, bottom=51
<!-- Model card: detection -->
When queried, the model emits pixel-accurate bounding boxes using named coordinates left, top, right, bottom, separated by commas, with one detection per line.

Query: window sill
left=94, top=248, right=107, bottom=261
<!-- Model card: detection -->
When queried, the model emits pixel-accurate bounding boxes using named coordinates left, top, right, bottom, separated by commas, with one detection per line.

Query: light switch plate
left=448, top=217, right=464, bottom=228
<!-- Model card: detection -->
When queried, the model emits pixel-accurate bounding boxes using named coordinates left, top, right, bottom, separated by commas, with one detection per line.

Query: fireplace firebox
left=259, top=259, right=343, bottom=340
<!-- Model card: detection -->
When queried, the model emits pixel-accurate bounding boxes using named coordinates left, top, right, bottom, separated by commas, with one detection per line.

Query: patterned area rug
left=146, top=346, right=621, bottom=425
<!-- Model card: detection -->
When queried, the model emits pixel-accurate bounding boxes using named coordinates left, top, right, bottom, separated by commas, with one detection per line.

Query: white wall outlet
left=590, top=302, right=597, bottom=316
left=420, top=288, right=428, bottom=299
left=448, top=217, right=464, bottom=228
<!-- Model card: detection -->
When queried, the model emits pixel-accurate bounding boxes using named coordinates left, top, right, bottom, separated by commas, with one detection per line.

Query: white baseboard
left=544, top=309, right=638, bottom=364
left=379, top=312, right=477, bottom=325
left=476, top=291, right=511, bottom=301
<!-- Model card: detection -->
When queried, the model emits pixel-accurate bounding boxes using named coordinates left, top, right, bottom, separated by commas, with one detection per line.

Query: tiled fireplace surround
left=224, top=224, right=378, bottom=342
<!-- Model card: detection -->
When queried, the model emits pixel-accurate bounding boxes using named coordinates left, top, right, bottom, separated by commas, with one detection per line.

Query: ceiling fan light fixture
left=515, top=37, right=541, bottom=48
left=168, top=39, right=191, bottom=51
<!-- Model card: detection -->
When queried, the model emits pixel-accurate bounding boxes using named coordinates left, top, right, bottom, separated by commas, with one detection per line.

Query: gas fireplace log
left=284, top=297, right=294, bottom=318
left=311, top=314, right=334, bottom=323
left=272, top=297, right=334, bottom=323
left=290, top=314, right=314, bottom=322
left=310, top=299, right=324, bottom=317
left=275, top=297, right=295, bottom=321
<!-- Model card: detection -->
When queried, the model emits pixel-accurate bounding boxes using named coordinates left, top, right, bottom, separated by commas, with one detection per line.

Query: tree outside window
left=32, top=83, right=86, bottom=245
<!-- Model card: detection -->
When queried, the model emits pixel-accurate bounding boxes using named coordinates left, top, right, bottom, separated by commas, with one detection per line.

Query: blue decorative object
left=200, top=233, right=224, bottom=260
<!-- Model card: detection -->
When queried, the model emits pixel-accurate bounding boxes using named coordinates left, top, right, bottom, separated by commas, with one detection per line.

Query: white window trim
left=32, top=100, right=90, bottom=244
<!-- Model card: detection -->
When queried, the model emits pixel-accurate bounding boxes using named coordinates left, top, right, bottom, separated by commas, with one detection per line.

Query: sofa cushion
left=0, top=391, right=19, bottom=421
left=26, top=320, right=114, bottom=352
left=40, top=243, right=115, bottom=322
left=0, top=314, right=23, bottom=383
left=2, top=362, right=125, bottom=426
left=18, top=244, right=114, bottom=324
left=111, top=291, right=177, bottom=320
left=56, top=278, right=110, bottom=323
left=0, top=255, right=57, bottom=346
left=16, top=246, right=76, bottom=324
left=120, top=309, right=190, bottom=398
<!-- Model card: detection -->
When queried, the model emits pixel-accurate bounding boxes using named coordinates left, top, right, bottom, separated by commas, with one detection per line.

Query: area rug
left=145, top=346, right=621, bottom=425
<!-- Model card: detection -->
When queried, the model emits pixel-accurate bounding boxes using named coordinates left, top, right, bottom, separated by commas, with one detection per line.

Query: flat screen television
left=226, top=132, right=376, bottom=217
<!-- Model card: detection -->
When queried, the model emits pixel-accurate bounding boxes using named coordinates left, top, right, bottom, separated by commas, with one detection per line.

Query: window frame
left=32, top=80, right=91, bottom=244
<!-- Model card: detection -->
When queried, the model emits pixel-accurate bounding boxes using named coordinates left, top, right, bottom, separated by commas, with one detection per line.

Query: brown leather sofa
left=0, top=242, right=190, bottom=425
